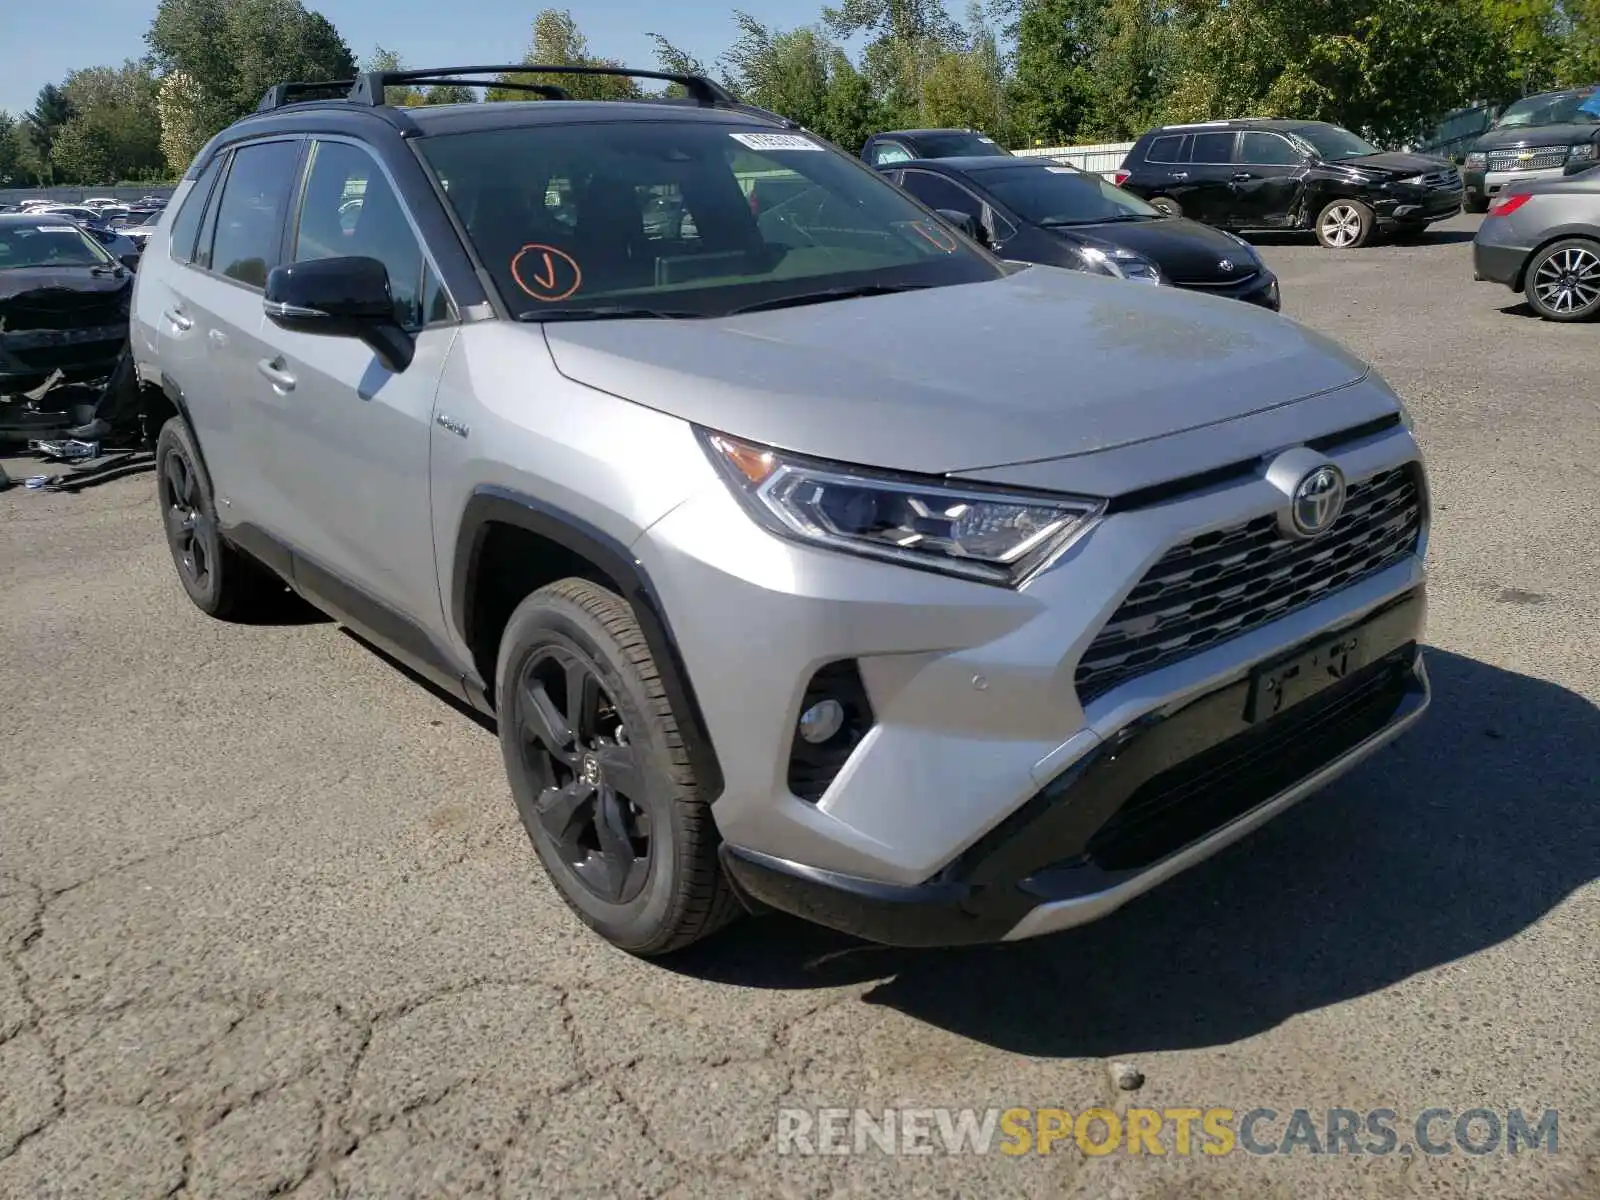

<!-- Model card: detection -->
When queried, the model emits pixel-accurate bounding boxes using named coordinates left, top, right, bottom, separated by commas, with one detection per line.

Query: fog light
left=798, top=699, right=845, bottom=744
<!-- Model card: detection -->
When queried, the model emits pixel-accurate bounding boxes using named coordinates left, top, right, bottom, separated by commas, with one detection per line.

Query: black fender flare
left=451, top=486, right=724, bottom=800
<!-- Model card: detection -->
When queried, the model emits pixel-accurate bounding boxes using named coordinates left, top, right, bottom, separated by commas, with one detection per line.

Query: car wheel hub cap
left=1323, top=207, right=1360, bottom=246
left=517, top=646, right=651, bottom=905
left=1535, top=248, right=1599, bottom=312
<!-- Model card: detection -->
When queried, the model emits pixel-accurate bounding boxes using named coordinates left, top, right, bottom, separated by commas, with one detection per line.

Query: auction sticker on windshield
left=37, top=225, right=80, bottom=232
left=729, top=133, right=823, bottom=151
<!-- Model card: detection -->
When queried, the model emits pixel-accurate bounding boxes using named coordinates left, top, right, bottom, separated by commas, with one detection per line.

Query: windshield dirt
left=417, top=120, right=1001, bottom=318
left=985, top=166, right=1160, bottom=226
left=0, top=223, right=113, bottom=270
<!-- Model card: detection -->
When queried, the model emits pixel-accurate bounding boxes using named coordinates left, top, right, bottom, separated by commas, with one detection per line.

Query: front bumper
left=1467, top=165, right=1564, bottom=207
left=0, top=325, right=127, bottom=387
left=1174, top=267, right=1280, bottom=311
left=638, top=393, right=1428, bottom=911
left=723, top=594, right=1429, bottom=946
left=1373, top=188, right=1462, bottom=226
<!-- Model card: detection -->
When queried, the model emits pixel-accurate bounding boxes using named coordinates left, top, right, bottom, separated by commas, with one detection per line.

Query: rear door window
left=898, top=170, right=982, bottom=219
left=204, top=139, right=302, bottom=289
left=1238, top=132, right=1303, bottom=165
left=1190, top=132, right=1238, bottom=164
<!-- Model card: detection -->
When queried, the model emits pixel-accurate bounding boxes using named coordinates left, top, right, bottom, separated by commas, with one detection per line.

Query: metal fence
left=1013, top=142, right=1137, bottom=178
left=1, top=185, right=178, bottom=208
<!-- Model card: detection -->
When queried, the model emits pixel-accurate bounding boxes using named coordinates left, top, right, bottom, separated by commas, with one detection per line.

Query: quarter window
left=205, top=140, right=302, bottom=288
left=871, top=142, right=913, bottom=166
left=293, top=139, right=436, bottom=328
left=1190, top=132, right=1238, bottom=163
left=168, top=156, right=222, bottom=264
left=1238, top=132, right=1303, bottom=165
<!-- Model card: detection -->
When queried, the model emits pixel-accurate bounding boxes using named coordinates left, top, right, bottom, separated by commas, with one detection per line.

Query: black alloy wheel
left=160, top=444, right=217, bottom=596
left=515, top=643, right=652, bottom=904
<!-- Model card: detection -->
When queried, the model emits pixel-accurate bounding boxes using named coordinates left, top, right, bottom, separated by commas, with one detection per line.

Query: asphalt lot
left=1, top=211, right=1597, bottom=1199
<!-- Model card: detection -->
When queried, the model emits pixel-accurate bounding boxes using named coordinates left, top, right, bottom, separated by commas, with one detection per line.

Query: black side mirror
left=264, top=255, right=413, bottom=373
left=119, top=253, right=141, bottom=271
left=935, top=208, right=986, bottom=245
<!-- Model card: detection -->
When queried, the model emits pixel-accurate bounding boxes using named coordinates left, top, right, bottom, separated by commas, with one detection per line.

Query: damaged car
left=0, top=214, right=132, bottom=397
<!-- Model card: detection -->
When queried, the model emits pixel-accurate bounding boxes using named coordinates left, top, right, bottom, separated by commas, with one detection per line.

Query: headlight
left=700, top=432, right=1105, bottom=586
left=1567, top=143, right=1596, bottom=162
left=1078, top=245, right=1163, bottom=285
left=1397, top=173, right=1426, bottom=185
left=1465, top=151, right=1487, bottom=168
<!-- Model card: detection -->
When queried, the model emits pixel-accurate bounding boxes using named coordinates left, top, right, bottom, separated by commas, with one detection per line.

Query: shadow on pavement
left=667, top=648, right=1600, bottom=1058
left=1243, top=228, right=1477, bottom=249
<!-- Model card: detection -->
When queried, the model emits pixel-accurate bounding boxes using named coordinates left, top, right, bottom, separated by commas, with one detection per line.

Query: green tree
left=920, top=6, right=1013, bottom=141
left=146, top=0, right=357, bottom=139
left=818, top=49, right=881, bottom=151
left=1011, top=0, right=1103, bottom=144
left=824, top=0, right=964, bottom=122
left=422, top=85, right=477, bottom=104
left=0, top=112, right=26, bottom=185
left=52, top=62, right=166, bottom=183
left=157, top=70, right=210, bottom=175
left=487, top=10, right=643, bottom=101
left=23, top=84, right=77, bottom=183
left=718, top=13, right=833, bottom=127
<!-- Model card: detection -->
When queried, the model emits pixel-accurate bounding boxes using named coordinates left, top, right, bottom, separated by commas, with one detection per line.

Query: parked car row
left=861, top=111, right=1600, bottom=324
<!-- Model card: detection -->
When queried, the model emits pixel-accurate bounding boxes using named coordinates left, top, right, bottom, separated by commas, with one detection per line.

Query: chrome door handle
left=163, top=309, right=193, bottom=331
left=208, top=329, right=227, bottom=347
left=1170, top=171, right=1189, bottom=180
left=256, top=357, right=296, bottom=391
left=1231, top=172, right=1257, bottom=182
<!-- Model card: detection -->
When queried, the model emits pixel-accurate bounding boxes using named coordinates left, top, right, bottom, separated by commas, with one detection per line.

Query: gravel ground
left=1, top=211, right=1596, bottom=1199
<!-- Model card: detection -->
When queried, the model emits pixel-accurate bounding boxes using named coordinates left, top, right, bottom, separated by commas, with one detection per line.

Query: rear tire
left=496, top=579, right=742, bottom=956
left=1149, top=195, right=1183, bottom=217
left=1464, top=195, right=1490, bottom=215
left=154, top=417, right=289, bottom=621
left=1315, top=199, right=1374, bottom=249
left=1522, top=237, right=1600, bottom=322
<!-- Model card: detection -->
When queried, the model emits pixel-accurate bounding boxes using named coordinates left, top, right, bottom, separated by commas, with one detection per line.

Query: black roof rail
left=346, top=64, right=740, bottom=108
left=257, top=79, right=357, bottom=112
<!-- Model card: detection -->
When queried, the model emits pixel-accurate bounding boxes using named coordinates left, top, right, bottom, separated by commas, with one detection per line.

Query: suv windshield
left=0, top=221, right=113, bottom=269
left=983, top=165, right=1160, bottom=226
left=915, top=131, right=1009, bottom=158
left=1493, top=90, right=1600, bottom=128
left=417, top=120, right=1001, bottom=317
left=1289, top=123, right=1381, bottom=161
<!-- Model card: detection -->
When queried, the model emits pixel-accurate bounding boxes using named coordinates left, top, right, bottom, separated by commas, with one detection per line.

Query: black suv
left=1118, top=119, right=1462, bottom=248
left=1461, top=87, right=1600, bottom=213
left=861, top=128, right=1010, bottom=168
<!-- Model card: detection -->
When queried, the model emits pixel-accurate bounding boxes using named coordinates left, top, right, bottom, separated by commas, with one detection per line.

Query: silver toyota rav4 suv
left=130, top=65, right=1432, bottom=955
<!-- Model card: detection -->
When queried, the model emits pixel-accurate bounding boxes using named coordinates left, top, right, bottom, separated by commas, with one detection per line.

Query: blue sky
left=0, top=0, right=825, bottom=116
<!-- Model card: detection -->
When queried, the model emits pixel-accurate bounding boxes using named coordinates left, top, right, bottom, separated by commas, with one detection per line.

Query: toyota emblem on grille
left=1218, top=258, right=1235, bottom=272
left=1290, top=465, right=1347, bottom=537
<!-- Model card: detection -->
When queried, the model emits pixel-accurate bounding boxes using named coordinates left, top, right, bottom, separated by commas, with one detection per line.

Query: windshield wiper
left=1043, top=214, right=1151, bottom=227
left=516, top=305, right=701, bottom=322
left=725, top=282, right=932, bottom=315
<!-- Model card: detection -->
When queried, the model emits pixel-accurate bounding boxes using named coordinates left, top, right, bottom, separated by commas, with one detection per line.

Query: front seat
left=569, top=175, right=652, bottom=291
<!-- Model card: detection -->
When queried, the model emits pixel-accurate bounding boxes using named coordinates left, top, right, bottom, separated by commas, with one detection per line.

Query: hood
left=0, top=267, right=132, bottom=331
left=1471, top=123, right=1600, bottom=151
left=540, top=266, right=1369, bottom=475
left=1054, top=217, right=1258, bottom=286
left=1330, top=151, right=1451, bottom=177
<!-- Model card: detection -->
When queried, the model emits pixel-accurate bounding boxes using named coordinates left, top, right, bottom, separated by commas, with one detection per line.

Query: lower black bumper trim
left=721, top=590, right=1428, bottom=947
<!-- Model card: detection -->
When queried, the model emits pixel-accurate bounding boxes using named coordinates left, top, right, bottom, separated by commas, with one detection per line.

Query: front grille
left=1487, top=146, right=1567, bottom=172
left=1074, top=465, right=1422, bottom=702
left=1084, top=647, right=1415, bottom=872
left=1419, top=167, right=1462, bottom=190
left=1175, top=270, right=1259, bottom=289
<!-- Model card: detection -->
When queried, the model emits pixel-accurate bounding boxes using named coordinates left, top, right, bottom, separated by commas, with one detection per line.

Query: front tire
left=1315, top=199, right=1374, bottom=249
left=1523, top=237, right=1600, bottom=322
left=1464, top=194, right=1490, bottom=215
left=154, top=418, right=286, bottom=621
left=495, top=579, right=741, bottom=956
